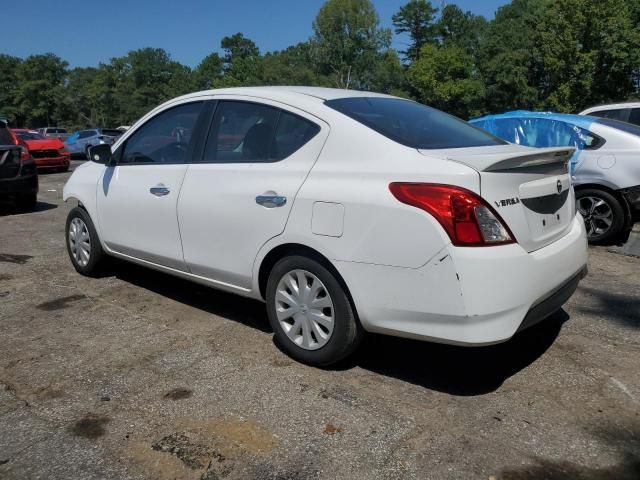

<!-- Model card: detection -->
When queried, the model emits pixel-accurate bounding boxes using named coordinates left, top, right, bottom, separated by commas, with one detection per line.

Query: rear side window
left=99, top=129, right=122, bottom=137
left=588, top=108, right=630, bottom=122
left=201, top=101, right=320, bottom=163
left=325, top=97, right=505, bottom=149
left=629, top=108, right=640, bottom=126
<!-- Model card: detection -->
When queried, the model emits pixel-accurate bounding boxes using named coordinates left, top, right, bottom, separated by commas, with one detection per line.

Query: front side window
left=596, top=117, right=640, bottom=137
left=326, top=97, right=505, bottom=149
left=202, top=101, right=320, bottom=163
left=628, top=108, right=640, bottom=126
left=120, top=102, right=203, bottom=164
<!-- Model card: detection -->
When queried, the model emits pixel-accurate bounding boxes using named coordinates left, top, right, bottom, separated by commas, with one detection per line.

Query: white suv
left=63, top=87, right=588, bottom=366
left=580, top=102, right=640, bottom=126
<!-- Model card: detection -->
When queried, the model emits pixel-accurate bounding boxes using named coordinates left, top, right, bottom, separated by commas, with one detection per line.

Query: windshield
left=596, top=118, right=640, bottom=137
left=325, top=97, right=505, bottom=149
left=15, top=131, right=45, bottom=141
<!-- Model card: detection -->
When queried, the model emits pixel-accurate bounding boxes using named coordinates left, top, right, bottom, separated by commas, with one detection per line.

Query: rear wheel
left=265, top=255, right=362, bottom=367
left=576, top=188, right=625, bottom=244
left=65, top=207, right=106, bottom=276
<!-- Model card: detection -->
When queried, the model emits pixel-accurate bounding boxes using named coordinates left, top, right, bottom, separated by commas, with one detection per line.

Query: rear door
left=97, top=100, right=205, bottom=270
left=178, top=98, right=328, bottom=289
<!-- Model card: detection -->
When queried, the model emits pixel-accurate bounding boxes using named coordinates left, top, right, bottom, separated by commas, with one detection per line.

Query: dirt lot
left=1, top=163, right=639, bottom=480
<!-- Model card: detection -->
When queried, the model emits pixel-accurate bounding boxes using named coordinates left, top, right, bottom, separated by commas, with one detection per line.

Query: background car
left=63, top=87, right=588, bottom=366
left=12, top=129, right=70, bottom=172
left=64, top=128, right=123, bottom=158
left=470, top=110, right=640, bottom=244
left=0, top=120, right=38, bottom=209
left=580, top=102, right=640, bottom=126
left=37, top=127, right=69, bottom=141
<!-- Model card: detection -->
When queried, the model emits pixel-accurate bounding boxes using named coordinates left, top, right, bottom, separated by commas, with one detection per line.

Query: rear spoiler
left=447, top=147, right=575, bottom=172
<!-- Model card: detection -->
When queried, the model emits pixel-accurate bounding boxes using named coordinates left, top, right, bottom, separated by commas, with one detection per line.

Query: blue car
left=64, top=128, right=122, bottom=158
left=470, top=111, right=640, bottom=243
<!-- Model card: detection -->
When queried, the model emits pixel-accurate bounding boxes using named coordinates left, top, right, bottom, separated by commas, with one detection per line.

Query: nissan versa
left=62, top=87, right=588, bottom=366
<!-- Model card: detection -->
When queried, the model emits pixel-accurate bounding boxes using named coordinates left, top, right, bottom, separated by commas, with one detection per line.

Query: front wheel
left=65, top=207, right=106, bottom=276
left=575, top=189, right=625, bottom=244
left=265, top=255, right=363, bottom=367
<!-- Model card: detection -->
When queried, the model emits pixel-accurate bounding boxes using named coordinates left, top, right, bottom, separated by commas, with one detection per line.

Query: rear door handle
left=150, top=185, right=170, bottom=197
left=256, top=194, right=287, bottom=208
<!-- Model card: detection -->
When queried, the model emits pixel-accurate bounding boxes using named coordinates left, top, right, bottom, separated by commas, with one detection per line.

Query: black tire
left=17, top=192, right=37, bottom=211
left=265, top=255, right=363, bottom=367
left=65, top=206, right=106, bottom=276
left=575, top=188, right=626, bottom=244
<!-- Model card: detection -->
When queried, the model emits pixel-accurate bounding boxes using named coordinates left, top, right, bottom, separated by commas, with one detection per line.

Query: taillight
left=19, top=145, right=30, bottom=162
left=389, top=183, right=515, bottom=247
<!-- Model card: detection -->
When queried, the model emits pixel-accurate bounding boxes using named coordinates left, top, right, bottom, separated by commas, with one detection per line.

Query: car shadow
left=0, top=201, right=57, bottom=217
left=346, top=310, right=568, bottom=396
left=106, top=259, right=566, bottom=395
left=109, top=260, right=272, bottom=334
left=575, top=285, right=639, bottom=329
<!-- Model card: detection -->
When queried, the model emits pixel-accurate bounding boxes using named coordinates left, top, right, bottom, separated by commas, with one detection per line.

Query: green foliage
left=0, top=55, right=22, bottom=123
left=14, top=53, right=68, bottom=126
left=1, top=0, right=639, bottom=128
left=392, top=0, right=438, bottom=61
left=312, top=0, right=391, bottom=88
left=408, top=43, right=485, bottom=117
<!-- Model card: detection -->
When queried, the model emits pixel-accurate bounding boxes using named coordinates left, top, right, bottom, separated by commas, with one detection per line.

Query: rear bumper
left=0, top=171, right=38, bottom=197
left=336, top=214, right=588, bottom=346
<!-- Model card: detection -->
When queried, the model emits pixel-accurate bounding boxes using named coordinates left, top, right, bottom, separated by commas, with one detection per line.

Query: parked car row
left=470, top=110, right=640, bottom=244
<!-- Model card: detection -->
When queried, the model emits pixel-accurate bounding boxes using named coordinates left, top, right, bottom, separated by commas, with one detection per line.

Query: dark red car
left=12, top=129, right=70, bottom=172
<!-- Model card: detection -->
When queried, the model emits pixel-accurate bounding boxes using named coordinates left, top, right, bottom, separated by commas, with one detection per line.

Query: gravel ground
left=0, top=162, right=638, bottom=480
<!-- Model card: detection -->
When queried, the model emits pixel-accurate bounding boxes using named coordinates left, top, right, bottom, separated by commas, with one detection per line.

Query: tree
left=0, top=55, right=23, bottom=124
left=392, top=0, right=438, bottom=62
left=534, top=0, right=640, bottom=111
left=478, top=0, right=545, bottom=112
left=15, top=53, right=68, bottom=127
left=221, top=33, right=260, bottom=66
left=408, top=43, right=485, bottom=118
left=193, top=53, right=224, bottom=90
left=312, top=0, right=391, bottom=89
left=437, top=4, right=488, bottom=55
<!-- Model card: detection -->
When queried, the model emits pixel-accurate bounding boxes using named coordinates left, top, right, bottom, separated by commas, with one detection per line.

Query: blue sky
left=2, top=0, right=508, bottom=68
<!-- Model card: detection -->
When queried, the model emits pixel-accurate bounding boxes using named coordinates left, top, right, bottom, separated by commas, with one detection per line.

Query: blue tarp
left=469, top=110, right=599, bottom=172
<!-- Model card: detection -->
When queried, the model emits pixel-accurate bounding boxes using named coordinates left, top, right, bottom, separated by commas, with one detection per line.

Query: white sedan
left=63, top=87, right=588, bottom=366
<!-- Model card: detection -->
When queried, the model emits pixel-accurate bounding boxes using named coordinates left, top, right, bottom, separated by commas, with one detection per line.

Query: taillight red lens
left=389, top=183, right=515, bottom=247
left=19, top=146, right=30, bottom=162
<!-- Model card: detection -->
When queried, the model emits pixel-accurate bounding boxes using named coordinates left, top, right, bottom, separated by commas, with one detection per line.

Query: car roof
left=581, top=102, right=640, bottom=114
left=471, top=110, right=598, bottom=130
left=173, top=86, right=394, bottom=103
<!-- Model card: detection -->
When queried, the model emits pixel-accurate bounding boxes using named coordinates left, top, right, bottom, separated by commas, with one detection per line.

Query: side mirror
left=88, top=143, right=115, bottom=166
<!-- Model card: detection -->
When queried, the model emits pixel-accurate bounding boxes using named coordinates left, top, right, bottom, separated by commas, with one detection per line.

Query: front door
left=97, top=101, right=205, bottom=270
left=178, top=99, right=328, bottom=289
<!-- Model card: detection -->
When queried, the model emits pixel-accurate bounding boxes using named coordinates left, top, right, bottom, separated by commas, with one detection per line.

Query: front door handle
left=256, top=194, right=287, bottom=208
left=150, top=185, right=170, bottom=197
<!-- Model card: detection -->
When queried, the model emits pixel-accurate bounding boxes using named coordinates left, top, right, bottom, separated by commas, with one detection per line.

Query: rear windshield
left=325, top=97, right=505, bottom=149
left=596, top=118, right=640, bottom=137
left=15, top=131, right=45, bottom=141
left=99, top=129, right=123, bottom=137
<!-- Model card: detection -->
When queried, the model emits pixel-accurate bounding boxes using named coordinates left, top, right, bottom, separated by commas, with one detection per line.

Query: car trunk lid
left=420, top=145, right=575, bottom=252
